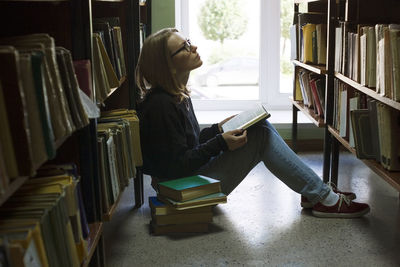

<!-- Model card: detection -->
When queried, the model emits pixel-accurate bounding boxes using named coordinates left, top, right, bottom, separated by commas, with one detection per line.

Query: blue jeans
left=196, top=120, right=330, bottom=204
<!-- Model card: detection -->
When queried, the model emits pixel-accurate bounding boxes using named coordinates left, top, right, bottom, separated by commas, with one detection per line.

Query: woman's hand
left=218, top=115, right=236, bottom=133
left=222, top=129, right=247, bottom=151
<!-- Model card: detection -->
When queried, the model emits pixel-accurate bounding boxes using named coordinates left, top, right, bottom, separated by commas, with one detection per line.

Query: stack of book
left=150, top=175, right=227, bottom=235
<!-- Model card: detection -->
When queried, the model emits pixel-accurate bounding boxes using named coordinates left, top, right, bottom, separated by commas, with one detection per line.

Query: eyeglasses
left=171, top=39, right=191, bottom=57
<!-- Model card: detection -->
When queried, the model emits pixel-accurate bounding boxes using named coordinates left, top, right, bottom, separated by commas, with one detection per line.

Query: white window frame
left=175, top=0, right=290, bottom=111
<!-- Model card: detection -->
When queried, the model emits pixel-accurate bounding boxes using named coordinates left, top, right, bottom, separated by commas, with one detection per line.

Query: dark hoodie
left=138, top=87, right=228, bottom=181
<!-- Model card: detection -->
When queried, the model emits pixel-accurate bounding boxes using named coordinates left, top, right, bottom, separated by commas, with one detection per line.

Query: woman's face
left=167, top=32, right=202, bottom=73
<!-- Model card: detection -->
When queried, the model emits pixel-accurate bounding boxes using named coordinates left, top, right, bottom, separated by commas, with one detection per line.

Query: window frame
left=175, top=0, right=291, bottom=111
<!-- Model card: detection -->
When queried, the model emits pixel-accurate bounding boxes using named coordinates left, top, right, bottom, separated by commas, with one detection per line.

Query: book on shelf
left=316, top=24, right=327, bottom=65
left=157, top=192, right=227, bottom=210
left=93, top=17, right=127, bottom=81
left=19, top=53, right=48, bottom=169
left=297, top=12, right=327, bottom=63
left=309, top=75, right=324, bottom=117
left=30, top=51, right=56, bottom=160
left=294, top=69, right=304, bottom=101
left=93, top=33, right=119, bottom=89
left=0, top=46, right=34, bottom=177
left=0, top=182, right=82, bottom=267
left=93, top=20, right=117, bottom=78
left=101, top=109, right=142, bottom=167
left=0, top=80, right=19, bottom=179
left=1, top=34, right=77, bottom=138
left=298, top=70, right=310, bottom=106
left=157, top=175, right=222, bottom=202
left=0, top=36, right=93, bottom=178
left=0, top=223, right=46, bottom=267
left=350, top=109, right=375, bottom=159
left=389, top=24, right=400, bottom=101
left=339, top=88, right=348, bottom=138
left=221, top=104, right=271, bottom=133
left=56, top=47, right=90, bottom=130
left=36, top=163, right=90, bottom=240
left=98, top=118, right=136, bottom=186
left=0, top=140, right=8, bottom=196
left=97, top=135, right=113, bottom=213
left=367, top=99, right=381, bottom=162
left=73, top=60, right=93, bottom=99
left=334, top=25, right=343, bottom=73
left=348, top=96, right=359, bottom=148
left=376, top=103, right=400, bottom=171
left=302, top=23, right=316, bottom=64
left=375, top=24, right=388, bottom=95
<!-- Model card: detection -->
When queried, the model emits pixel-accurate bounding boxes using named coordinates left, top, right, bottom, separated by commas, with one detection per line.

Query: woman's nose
left=191, top=45, right=197, bottom=52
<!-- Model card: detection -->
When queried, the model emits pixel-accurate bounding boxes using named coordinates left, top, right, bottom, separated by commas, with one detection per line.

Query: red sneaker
left=301, top=183, right=356, bottom=208
left=312, top=194, right=370, bottom=218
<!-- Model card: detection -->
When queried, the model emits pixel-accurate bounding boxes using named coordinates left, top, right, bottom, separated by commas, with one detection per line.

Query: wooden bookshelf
left=335, top=73, right=400, bottom=111
left=102, top=188, right=124, bottom=221
left=106, top=76, right=127, bottom=99
left=292, top=60, right=327, bottom=75
left=0, top=176, right=29, bottom=206
left=291, top=99, right=325, bottom=127
left=82, top=222, right=104, bottom=267
left=328, top=126, right=400, bottom=192
left=55, top=135, right=71, bottom=150
left=0, top=0, right=145, bottom=265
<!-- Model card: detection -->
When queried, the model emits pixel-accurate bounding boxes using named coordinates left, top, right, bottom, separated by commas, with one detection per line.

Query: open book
left=222, top=104, right=271, bottom=132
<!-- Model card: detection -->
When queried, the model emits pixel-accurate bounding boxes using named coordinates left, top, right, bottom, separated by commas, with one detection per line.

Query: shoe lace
left=337, top=194, right=351, bottom=211
left=327, top=181, right=338, bottom=191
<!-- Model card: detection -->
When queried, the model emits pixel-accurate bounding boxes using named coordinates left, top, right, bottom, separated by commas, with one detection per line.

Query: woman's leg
left=197, top=120, right=330, bottom=204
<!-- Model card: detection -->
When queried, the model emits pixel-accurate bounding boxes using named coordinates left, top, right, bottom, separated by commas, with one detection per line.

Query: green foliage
left=198, top=0, right=248, bottom=44
left=280, top=59, right=292, bottom=75
left=281, top=0, right=293, bottom=41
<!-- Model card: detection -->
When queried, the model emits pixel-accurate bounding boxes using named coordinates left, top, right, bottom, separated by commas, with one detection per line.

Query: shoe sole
left=301, top=202, right=314, bottom=209
left=311, top=206, right=370, bottom=218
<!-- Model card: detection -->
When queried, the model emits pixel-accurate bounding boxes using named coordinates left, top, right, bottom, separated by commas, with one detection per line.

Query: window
left=176, top=0, right=291, bottom=111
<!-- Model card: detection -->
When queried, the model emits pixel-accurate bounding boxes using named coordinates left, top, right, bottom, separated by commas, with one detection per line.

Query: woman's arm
left=198, top=115, right=235, bottom=143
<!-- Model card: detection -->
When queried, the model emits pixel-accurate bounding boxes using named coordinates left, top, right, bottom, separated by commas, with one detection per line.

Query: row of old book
left=150, top=175, right=227, bottom=235
left=0, top=26, right=127, bottom=196
left=97, top=109, right=142, bottom=216
left=290, top=12, right=327, bottom=65
left=335, top=22, right=400, bottom=102
left=295, top=69, right=326, bottom=118
left=0, top=164, right=91, bottom=267
left=0, top=34, right=91, bottom=192
left=93, top=17, right=127, bottom=83
left=332, top=80, right=400, bottom=171
left=92, top=17, right=127, bottom=104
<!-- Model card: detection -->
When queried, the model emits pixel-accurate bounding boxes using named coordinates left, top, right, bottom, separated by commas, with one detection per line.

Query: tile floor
left=104, top=151, right=400, bottom=267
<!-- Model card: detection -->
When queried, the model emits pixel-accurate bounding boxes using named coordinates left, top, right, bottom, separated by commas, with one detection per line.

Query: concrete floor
left=104, top=151, right=400, bottom=267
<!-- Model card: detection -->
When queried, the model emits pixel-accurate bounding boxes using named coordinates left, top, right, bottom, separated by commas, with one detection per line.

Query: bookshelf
left=291, top=0, right=400, bottom=195
left=291, top=0, right=331, bottom=157
left=0, top=0, right=145, bottom=266
left=324, top=0, right=400, bottom=193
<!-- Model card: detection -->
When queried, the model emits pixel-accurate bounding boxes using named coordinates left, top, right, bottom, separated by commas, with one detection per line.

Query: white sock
left=320, top=190, right=339, bottom=206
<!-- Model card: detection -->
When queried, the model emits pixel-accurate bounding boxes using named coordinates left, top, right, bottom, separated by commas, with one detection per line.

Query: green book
left=157, top=192, right=227, bottom=210
left=158, top=175, right=221, bottom=202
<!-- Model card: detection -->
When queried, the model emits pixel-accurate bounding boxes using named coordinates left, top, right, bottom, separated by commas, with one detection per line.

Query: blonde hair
left=135, top=28, right=190, bottom=102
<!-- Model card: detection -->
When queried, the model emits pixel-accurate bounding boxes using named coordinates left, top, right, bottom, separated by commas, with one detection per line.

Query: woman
left=135, top=28, right=369, bottom=218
